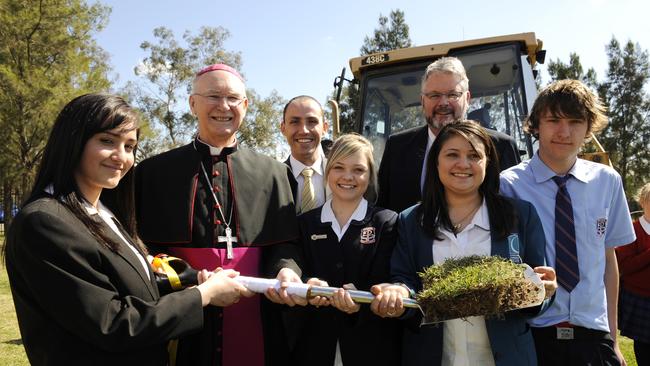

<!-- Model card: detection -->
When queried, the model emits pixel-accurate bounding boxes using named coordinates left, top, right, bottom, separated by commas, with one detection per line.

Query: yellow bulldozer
left=330, top=32, right=609, bottom=166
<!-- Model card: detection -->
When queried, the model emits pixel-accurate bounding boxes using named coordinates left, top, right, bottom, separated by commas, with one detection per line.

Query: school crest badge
left=507, top=233, right=522, bottom=264
left=360, top=227, right=376, bottom=244
left=596, top=218, right=607, bottom=238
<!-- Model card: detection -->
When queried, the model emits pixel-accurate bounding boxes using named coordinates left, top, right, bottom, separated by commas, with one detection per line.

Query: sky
left=95, top=0, right=649, bottom=107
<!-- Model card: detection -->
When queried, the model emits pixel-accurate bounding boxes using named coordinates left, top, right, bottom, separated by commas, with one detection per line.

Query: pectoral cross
left=218, top=227, right=238, bottom=259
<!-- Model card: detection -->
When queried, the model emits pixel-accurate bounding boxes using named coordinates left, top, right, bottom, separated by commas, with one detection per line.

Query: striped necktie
left=552, top=175, right=580, bottom=292
left=300, top=167, right=317, bottom=213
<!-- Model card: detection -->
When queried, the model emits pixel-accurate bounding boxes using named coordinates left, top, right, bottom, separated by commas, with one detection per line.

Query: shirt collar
left=82, top=199, right=115, bottom=221
left=195, top=136, right=237, bottom=156
left=463, top=198, right=489, bottom=231
left=289, top=153, right=324, bottom=179
left=529, top=152, right=589, bottom=184
left=320, top=198, right=368, bottom=225
left=44, top=184, right=114, bottom=220
left=640, top=215, right=650, bottom=235
left=427, top=126, right=436, bottom=150
left=473, top=198, right=490, bottom=230
left=438, top=198, right=489, bottom=236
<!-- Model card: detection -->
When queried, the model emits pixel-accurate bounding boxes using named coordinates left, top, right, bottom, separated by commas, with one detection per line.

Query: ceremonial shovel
left=234, top=276, right=421, bottom=308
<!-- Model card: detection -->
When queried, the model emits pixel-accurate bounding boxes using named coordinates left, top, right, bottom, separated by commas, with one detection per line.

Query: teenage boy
left=500, top=79, right=636, bottom=366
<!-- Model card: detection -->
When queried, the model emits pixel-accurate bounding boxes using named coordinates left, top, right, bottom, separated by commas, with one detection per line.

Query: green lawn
left=0, top=237, right=29, bottom=365
left=620, top=333, right=638, bottom=366
left=0, top=234, right=639, bottom=365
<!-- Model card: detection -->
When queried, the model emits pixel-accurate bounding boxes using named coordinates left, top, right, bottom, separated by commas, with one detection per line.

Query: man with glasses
left=134, top=64, right=303, bottom=366
left=377, top=57, right=520, bottom=213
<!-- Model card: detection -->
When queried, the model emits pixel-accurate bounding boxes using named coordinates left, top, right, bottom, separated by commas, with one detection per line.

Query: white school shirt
left=500, top=154, right=636, bottom=331
left=433, top=199, right=496, bottom=366
left=320, top=198, right=368, bottom=241
left=640, top=215, right=650, bottom=235
left=320, top=197, right=368, bottom=366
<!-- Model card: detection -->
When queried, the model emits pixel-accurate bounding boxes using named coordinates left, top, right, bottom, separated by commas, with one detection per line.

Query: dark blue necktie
left=552, top=175, right=580, bottom=292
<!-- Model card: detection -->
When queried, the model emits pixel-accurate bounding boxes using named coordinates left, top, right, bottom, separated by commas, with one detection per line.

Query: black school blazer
left=5, top=197, right=204, bottom=366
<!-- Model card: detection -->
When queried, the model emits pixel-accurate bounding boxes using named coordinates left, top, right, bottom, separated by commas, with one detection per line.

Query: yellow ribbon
left=151, top=255, right=183, bottom=291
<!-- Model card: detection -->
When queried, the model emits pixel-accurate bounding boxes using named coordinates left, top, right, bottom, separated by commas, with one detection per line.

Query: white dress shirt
left=432, top=199, right=495, bottom=366
left=290, top=153, right=327, bottom=209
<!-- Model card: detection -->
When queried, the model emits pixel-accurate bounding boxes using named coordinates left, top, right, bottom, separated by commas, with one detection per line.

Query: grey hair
left=421, top=56, right=469, bottom=92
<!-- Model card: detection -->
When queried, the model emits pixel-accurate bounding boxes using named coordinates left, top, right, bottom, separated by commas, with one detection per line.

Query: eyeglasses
left=422, top=91, right=465, bottom=102
left=193, top=93, right=247, bottom=107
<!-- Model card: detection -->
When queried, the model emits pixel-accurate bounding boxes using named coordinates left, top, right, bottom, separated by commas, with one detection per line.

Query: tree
left=547, top=52, right=598, bottom=89
left=598, top=37, right=650, bottom=196
left=238, top=90, right=285, bottom=157
left=335, top=9, right=412, bottom=134
left=0, top=0, right=111, bottom=224
left=360, top=9, right=413, bottom=55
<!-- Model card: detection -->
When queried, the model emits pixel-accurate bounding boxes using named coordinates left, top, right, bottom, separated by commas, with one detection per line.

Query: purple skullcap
left=196, top=64, right=244, bottom=82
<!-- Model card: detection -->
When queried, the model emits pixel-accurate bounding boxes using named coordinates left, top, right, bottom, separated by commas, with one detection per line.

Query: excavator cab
left=338, top=33, right=546, bottom=164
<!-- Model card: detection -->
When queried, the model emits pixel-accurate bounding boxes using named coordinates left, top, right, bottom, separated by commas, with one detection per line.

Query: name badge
left=311, top=234, right=327, bottom=241
left=556, top=327, right=574, bottom=340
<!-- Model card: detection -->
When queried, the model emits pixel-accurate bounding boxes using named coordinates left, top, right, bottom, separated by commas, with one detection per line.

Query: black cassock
left=135, top=138, right=301, bottom=366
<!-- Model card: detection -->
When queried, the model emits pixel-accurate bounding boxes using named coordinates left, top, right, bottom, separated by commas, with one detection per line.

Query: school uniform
left=500, top=154, right=636, bottom=365
left=616, top=217, right=650, bottom=365
left=5, top=196, right=203, bottom=366
left=293, top=199, right=401, bottom=366
left=391, top=198, right=551, bottom=366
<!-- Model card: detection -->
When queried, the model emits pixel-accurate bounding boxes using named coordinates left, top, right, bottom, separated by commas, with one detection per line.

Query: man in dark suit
left=377, top=57, right=520, bottom=213
left=280, top=95, right=330, bottom=213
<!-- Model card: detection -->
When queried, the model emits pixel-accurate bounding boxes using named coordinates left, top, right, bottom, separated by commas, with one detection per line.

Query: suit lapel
left=407, top=126, right=429, bottom=198
left=106, top=218, right=157, bottom=298
left=490, top=235, right=510, bottom=259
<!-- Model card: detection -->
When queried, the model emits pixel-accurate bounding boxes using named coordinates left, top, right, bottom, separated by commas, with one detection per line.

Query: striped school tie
left=300, top=167, right=317, bottom=213
left=552, top=175, right=580, bottom=292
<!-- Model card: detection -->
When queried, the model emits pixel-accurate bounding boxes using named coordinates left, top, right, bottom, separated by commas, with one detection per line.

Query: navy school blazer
left=391, top=197, right=551, bottom=366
